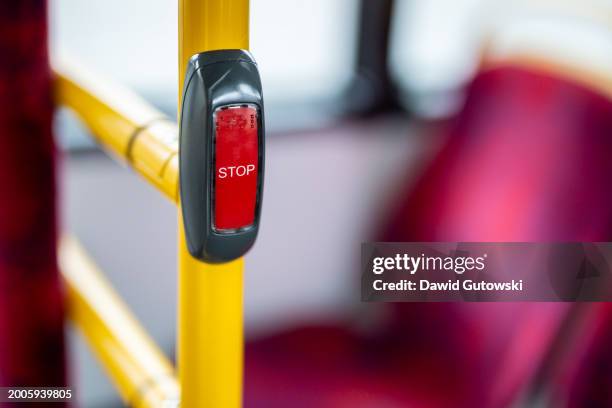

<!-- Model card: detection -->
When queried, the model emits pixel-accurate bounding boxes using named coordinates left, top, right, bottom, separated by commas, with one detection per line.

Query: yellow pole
left=178, top=1, right=249, bottom=407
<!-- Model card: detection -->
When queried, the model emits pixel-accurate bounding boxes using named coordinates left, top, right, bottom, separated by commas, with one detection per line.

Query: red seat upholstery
left=245, top=67, right=612, bottom=407
left=0, top=1, right=66, bottom=398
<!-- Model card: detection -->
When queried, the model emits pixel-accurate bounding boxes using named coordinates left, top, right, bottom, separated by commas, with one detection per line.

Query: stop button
left=214, top=105, right=259, bottom=231
left=179, top=49, right=264, bottom=263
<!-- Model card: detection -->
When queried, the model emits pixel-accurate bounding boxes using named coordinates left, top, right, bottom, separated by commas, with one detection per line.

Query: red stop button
left=214, top=105, right=259, bottom=231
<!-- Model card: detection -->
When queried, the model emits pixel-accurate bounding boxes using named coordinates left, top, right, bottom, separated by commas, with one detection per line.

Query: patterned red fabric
left=0, top=0, right=66, bottom=402
left=246, top=67, right=612, bottom=407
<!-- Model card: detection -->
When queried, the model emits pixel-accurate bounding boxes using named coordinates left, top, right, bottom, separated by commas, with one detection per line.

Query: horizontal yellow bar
left=53, top=59, right=179, bottom=202
left=60, top=236, right=180, bottom=408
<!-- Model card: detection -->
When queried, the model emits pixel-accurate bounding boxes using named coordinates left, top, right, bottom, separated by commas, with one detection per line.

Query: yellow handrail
left=60, top=236, right=180, bottom=408
left=54, top=60, right=179, bottom=202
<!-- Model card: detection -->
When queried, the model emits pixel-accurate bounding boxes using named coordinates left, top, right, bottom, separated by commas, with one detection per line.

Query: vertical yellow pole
left=178, top=1, right=249, bottom=407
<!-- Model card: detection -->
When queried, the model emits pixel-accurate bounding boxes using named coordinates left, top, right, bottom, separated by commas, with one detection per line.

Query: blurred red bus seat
left=245, top=65, right=612, bottom=407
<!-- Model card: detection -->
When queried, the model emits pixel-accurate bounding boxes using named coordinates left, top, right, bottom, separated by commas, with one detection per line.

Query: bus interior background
left=51, top=0, right=612, bottom=406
